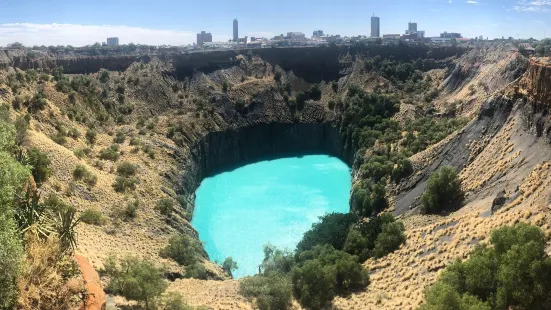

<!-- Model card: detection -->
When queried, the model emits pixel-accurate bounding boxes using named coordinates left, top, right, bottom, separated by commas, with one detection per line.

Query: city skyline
left=1, top=0, right=550, bottom=46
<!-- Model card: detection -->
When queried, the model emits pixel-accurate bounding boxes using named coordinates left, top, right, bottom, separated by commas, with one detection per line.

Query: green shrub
left=43, top=193, right=75, bottom=213
left=73, top=164, right=88, bottom=179
left=116, top=161, right=137, bottom=177
left=159, top=234, right=203, bottom=266
left=99, top=144, right=120, bottom=161
left=160, top=292, right=194, bottom=310
left=104, top=255, right=168, bottom=310
left=85, top=129, right=97, bottom=144
left=80, top=208, right=105, bottom=226
left=372, top=221, right=406, bottom=258
left=156, top=198, right=174, bottom=217
left=25, top=147, right=52, bottom=185
left=420, top=224, right=551, bottom=310
left=129, top=137, right=141, bottom=146
left=113, top=176, right=139, bottom=192
left=184, top=262, right=207, bottom=280
left=292, top=245, right=369, bottom=310
left=297, top=212, right=359, bottom=252
left=308, top=84, right=322, bottom=101
left=99, top=69, right=109, bottom=83
left=124, top=200, right=139, bottom=219
left=328, top=100, right=336, bottom=110
left=222, top=81, right=229, bottom=93
left=295, top=91, right=307, bottom=110
left=221, top=257, right=238, bottom=277
left=14, top=115, right=29, bottom=146
left=421, top=166, right=463, bottom=214
left=113, top=130, right=125, bottom=144
left=73, top=147, right=91, bottom=159
left=240, top=273, right=293, bottom=310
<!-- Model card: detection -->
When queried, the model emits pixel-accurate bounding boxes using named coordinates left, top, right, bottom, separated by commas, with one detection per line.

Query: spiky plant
left=46, top=208, right=80, bottom=253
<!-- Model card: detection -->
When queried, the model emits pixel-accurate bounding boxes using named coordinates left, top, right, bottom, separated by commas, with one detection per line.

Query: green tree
left=221, top=257, right=238, bottom=278
left=297, top=212, right=359, bottom=252
left=373, top=221, right=406, bottom=258
left=159, top=234, right=203, bottom=266
left=24, top=147, right=52, bottom=185
left=420, top=166, right=463, bottom=214
left=240, top=272, right=293, bottom=310
left=104, top=255, right=168, bottom=310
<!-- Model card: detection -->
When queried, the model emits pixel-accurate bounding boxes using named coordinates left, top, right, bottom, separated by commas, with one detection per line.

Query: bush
left=25, top=147, right=52, bottom=185
left=420, top=166, right=463, bottom=214
left=113, top=176, right=139, bottom=192
left=116, top=161, right=137, bottom=177
left=420, top=224, right=551, bottom=310
left=308, top=84, right=322, bottom=101
left=85, top=129, right=97, bottom=144
left=113, top=130, right=125, bottom=144
left=240, top=273, right=293, bottom=310
left=292, top=245, right=369, bottom=309
left=295, top=91, right=307, bottom=110
left=156, top=198, right=174, bottom=217
left=14, top=115, right=29, bottom=146
left=73, top=147, right=91, bottom=159
left=221, top=257, right=238, bottom=278
left=124, top=200, right=139, bottom=219
left=297, top=213, right=359, bottom=253
left=328, top=100, right=336, bottom=110
left=372, top=221, right=406, bottom=258
left=104, top=255, right=168, bottom=310
left=159, top=234, right=203, bottom=266
left=80, top=209, right=105, bottom=226
left=99, top=144, right=120, bottom=161
left=160, top=292, right=194, bottom=310
left=184, top=262, right=207, bottom=280
left=73, top=164, right=88, bottom=180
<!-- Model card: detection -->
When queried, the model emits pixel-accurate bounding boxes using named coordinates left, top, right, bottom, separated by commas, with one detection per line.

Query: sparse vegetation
left=24, top=147, right=52, bottom=185
left=99, top=144, right=120, bottom=161
left=116, top=161, right=137, bottom=177
left=156, top=198, right=174, bottom=217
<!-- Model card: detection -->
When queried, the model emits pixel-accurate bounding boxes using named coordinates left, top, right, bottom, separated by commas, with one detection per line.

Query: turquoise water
left=192, top=155, right=351, bottom=278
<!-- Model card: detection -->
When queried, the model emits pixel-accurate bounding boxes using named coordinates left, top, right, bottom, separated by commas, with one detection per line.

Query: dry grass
left=17, top=235, right=86, bottom=310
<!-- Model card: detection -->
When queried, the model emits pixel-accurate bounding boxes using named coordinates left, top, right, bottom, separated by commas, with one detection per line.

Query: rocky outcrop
left=520, top=58, right=551, bottom=110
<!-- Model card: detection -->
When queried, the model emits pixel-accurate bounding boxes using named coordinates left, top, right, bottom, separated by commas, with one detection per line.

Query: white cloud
left=514, top=0, right=551, bottom=12
left=0, top=23, right=220, bottom=47
left=467, top=1, right=478, bottom=4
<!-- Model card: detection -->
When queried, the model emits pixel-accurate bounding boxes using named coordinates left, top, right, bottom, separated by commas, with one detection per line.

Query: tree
left=159, top=234, right=203, bottom=266
left=373, top=221, right=406, bottom=258
left=24, top=147, right=52, bottom=185
left=420, top=224, right=551, bottom=310
left=296, top=213, right=359, bottom=252
left=104, top=255, right=168, bottom=310
left=221, top=257, right=238, bottom=278
left=240, top=273, right=293, bottom=310
left=420, top=166, right=463, bottom=214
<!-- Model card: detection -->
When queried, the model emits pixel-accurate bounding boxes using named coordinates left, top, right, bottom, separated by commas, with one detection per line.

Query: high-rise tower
left=371, top=15, right=380, bottom=38
left=233, top=19, right=239, bottom=42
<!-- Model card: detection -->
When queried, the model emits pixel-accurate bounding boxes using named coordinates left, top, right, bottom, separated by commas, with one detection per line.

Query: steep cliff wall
left=520, top=58, right=551, bottom=110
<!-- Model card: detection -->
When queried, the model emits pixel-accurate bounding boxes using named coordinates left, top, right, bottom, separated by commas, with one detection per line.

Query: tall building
left=408, top=22, right=417, bottom=33
left=233, top=19, right=239, bottom=42
left=106, top=37, right=119, bottom=46
left=371, top=15, right=380, bottom=38
left=197, top=31, right=212, bottom=46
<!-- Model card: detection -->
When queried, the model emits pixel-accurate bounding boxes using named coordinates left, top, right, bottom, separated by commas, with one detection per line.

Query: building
left=440, top=32, right=462, bottom=39
left=287, top=32, right=306, bottom=41
left=313, top=30, right=324, bottom=38
left=233, top=19, right=239, bottom=42
left=431, top=37, right=452, bottom=43
left=197, top=31, right=213, bottom=46
left=371, top=15, right=380, bottom=38
left=383, top=34, right=401, bottom=40
left=106, top=37, right=119, bottom=46
left=408, top=22, right=417, bottom=34
left=272, top=34, right=285, bottom=40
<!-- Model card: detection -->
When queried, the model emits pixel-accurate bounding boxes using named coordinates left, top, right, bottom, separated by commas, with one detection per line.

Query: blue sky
left=0, top=0, right=550, bottom=46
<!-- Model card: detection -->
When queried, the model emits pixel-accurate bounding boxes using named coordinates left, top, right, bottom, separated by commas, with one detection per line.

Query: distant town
left=2, top=16, right=542, bottom=53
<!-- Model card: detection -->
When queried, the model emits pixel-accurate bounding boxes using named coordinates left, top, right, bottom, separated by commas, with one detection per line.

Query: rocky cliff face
left=520, top=58, right=551, bottom=110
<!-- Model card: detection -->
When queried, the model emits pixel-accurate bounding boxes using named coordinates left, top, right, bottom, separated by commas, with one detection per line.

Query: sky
left=0, top=0, right=550, bottom=47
